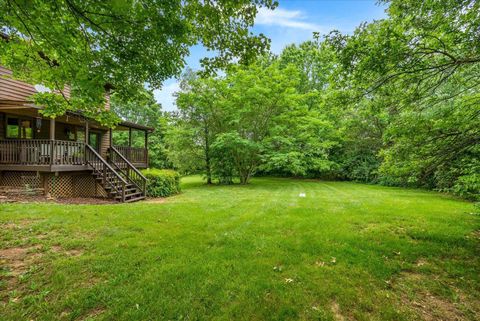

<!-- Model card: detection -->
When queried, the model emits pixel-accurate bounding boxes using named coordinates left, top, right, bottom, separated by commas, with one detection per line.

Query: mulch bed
left=0, top=194, right=116, bottom=205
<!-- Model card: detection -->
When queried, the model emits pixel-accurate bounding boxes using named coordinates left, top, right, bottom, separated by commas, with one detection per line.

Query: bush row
left=141, top=169, right=181, bottom=197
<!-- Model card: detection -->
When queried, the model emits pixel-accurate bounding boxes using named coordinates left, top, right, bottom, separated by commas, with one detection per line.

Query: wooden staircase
left=85, top=145, right=147, bottom=202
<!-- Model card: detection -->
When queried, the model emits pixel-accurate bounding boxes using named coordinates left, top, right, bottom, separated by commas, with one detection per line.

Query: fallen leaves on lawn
left=315, top=261, right=325, bottom=267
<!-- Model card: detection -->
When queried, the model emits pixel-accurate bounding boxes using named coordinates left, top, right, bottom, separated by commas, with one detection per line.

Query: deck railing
left=109, top=146, right=147, bottom=196
left=0, top=139, right=85, bottom=165
left=112, top=146, right=147, bottom=165
left=86, top=145, right=127, bottom=201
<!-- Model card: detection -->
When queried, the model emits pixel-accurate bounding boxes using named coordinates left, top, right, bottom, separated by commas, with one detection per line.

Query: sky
left=154, top=0, right=387, bottom=112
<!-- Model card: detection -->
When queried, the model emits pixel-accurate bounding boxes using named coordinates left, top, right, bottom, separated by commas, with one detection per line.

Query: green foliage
left=453, top=174, right=480, bottom=202
left=169, top=61, right=341, bottom=184
left=110, top=90, right=171, bottom=168
left=141, top=169, right=181, bottom=197
left=0, top=0, right=277, bottom=123
left=323, top=0, right=480, bottom=198
left=165, top=120, right=205, bottom=175
left=163, top=0, right=479, bottom=199
left=210, top=138, right=236, bottom=185
left=211, top=132, right=262, bottom=184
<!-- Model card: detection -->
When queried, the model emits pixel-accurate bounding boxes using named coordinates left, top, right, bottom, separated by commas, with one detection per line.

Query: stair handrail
left=85, top=145, right=128, bottom=201
left=109, top=146, right=147, bottom=195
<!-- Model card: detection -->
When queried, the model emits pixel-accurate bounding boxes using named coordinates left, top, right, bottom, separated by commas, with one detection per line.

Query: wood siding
left=105, top=93, right=110, bottom=111
left=0, top=66, right=71, bottom=102
left=0, top=112, right=4, bottom=140
left=100, top=130, right=110, bottom=158
left=0, top=66, right=36, bottom=101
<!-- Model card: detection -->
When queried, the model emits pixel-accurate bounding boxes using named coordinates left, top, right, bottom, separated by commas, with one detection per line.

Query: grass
left=1, top=176, right=479, bottom=320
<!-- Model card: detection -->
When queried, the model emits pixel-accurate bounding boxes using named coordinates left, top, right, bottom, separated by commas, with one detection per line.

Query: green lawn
left=1, top=176, right=479, bottom=320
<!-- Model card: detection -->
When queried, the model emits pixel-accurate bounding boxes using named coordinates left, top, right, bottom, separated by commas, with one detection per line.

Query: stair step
left=93, top=171, right=121, bottom=177
left=123, top=196, right=146, bottom=203
left=95, top=178, right=134, bottom=188
left=114, top=191, right=143, bottom=200
left=88, top=157, right=145, bottom=203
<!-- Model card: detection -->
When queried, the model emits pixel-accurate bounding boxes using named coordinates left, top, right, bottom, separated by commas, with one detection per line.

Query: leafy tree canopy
left=0, top=0, right=277, bottom=125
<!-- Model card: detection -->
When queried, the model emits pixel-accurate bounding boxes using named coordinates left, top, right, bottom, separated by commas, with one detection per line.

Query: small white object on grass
left=299, top=193, right=306, bottom=197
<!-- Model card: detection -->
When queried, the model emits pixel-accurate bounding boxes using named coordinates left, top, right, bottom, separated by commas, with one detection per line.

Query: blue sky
left=155, top=0, right=387, bottom=111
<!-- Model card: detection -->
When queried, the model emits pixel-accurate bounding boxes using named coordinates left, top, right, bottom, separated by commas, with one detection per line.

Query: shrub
left=141, top=169, right=181, bottom=197
left=452, top=173, right=480, bottom=201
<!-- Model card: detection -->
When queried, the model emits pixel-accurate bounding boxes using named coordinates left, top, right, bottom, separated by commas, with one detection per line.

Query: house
left=0, top=66, right=153, bottom=202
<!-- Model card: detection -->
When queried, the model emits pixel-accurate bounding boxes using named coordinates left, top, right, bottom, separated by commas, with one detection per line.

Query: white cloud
left=153, top=80, right=180, bottom=112
left=255, top=7, right=324, bottom=31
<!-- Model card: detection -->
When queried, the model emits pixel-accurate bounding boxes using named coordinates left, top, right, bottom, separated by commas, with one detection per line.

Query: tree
left=325, top=0, right=480, bottom=195
left=211, top=62, right=304, bottom=184
left=0, top=0, right=277, bottom=124
left=327, top=0, right=480, bottom=107
left=211, top=132, right=261, bottom=185
left=175, top=71, right=227, bottom=183
left=165, top=113, right=205, bottom=175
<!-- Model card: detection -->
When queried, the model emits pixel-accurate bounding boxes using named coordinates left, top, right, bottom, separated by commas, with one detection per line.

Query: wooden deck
left=0, top=139, right=87, bottom=171
left=0, top=139, right=147, bottom=171
left=112, top=146, right=148, bottom=169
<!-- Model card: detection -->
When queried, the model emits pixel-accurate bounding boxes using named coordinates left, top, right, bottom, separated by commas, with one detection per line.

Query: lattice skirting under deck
left=0, top=171, right=108, bottom=198
left=0, top=171, right=42, bottom=189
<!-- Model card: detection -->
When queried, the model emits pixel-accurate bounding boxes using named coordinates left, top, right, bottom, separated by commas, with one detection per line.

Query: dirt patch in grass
left=1, top=219, right=40, bottom=230
left=54, top=197, right=115, bottom=205
left=78, top=307, right=106, bottom=320
left=0, top=194, right=115, bottom=205
left=144, top=197, right=167, bottom=204
left=331, top=301, right=345, bottom=321
left=394, top=271, right=478, bottom=321
left=0, top=245, right=43, bottom=300
left=51, top=245, right=84, bottom=257
left=61, top=306, right=106, bottom=321
left=415, top=258, right=428, bottom=267
left=468, top=230, right=480, bottom=240
left=0, top=245, right=43, bottom=276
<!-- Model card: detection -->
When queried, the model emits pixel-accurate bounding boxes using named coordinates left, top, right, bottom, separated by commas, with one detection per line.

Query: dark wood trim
left=49, top=118, right=55, bottom=140
left=131, top=162, right=148, bottom=169
left=0, top=164, right=90, bottom=172
left=51, top=165, right=90, bottom=172
left=0, top=165, right=52, bottom=172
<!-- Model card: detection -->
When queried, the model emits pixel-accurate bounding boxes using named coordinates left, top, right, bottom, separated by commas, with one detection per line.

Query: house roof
left=0, top=65, right=153, bottom=132
left=66, top=110, right=154, bottom=132
left=118, top=121, right=154, bottom=132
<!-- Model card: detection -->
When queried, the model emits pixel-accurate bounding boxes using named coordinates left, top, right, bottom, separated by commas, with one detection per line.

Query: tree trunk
left=204, top=123, right=212, bottom=184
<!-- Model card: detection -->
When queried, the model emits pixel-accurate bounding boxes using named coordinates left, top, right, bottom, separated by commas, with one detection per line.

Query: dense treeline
left=164, top=0, right=479, bottom=200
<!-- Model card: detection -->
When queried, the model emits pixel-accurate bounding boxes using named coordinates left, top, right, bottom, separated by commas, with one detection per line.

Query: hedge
left=141, top=169, right=181, bottom=197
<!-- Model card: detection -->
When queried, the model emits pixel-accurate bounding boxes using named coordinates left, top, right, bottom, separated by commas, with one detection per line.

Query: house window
left=6, top=117, right=19, bottom=138
left=77, top=128, right=85, bottom=142
left=21, top=120, right=33, bottom=139
left=6, top=117, right=33, bottom=139
left=64, top=126, right=75, bottom=140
